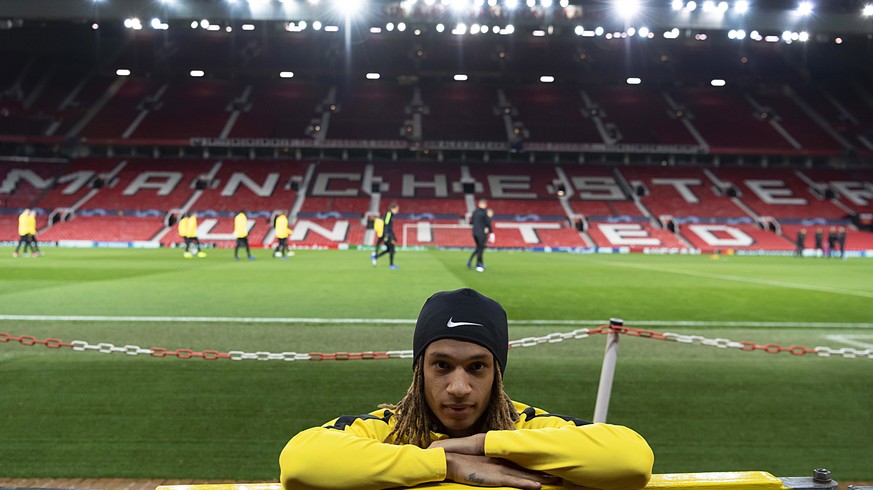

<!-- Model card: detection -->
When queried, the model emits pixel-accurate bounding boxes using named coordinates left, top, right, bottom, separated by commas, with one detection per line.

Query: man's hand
left=431, top=435, right=560, bottom=489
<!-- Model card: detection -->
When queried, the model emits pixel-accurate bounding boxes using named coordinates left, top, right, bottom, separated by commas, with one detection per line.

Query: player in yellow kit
left=187, top=212, right=206, bottom=258
left=26, top=209, right=41, bottom=256
left=233, top=210, right=254, bottom=261
left=279, top=288, right=653, bottom=490
left=273, top=212, right=293, bottom=259
left=178, top=213, right=192, bottom=258
left=13, top=209, right=32, bottom=257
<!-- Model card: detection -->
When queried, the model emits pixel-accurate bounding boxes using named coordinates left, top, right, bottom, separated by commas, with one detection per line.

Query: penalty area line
left=0, top=315, right=871, bottom=329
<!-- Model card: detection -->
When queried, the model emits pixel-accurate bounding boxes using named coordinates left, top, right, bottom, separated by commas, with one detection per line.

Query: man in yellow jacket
left=279, top=288, right=654, bottom=490
left=187, top=212, right=206, bottom=258
left=13, top=208, right=32, bottom=257
left=234, top=210, right=254, bottom=261
left=178, top=213, right=192, bottom=257
left=273, top=213, right=292, bottom=259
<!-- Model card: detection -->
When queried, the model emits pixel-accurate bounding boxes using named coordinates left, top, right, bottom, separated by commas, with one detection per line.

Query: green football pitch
left=1, top=248, right=871, bottom=481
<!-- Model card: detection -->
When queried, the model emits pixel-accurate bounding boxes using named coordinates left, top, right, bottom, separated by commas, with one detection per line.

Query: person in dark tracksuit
left=467, top=199, right=492, bottom=272
left=372, top=202, right=399, bottom=270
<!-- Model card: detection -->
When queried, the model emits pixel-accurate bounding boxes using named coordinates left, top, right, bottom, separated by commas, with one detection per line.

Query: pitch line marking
left=601, top=260, right=873, bottom=300
left=0, top=315, right=871, bottom=329
left=825, top=334, right=873, bottom=349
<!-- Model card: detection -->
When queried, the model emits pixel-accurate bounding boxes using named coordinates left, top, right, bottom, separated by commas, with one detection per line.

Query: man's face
left=423, top=338, right=495, bottom=437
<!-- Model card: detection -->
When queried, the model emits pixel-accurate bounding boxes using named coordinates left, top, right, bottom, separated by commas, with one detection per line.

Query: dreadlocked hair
left=379, top=356, right=518, bottom=448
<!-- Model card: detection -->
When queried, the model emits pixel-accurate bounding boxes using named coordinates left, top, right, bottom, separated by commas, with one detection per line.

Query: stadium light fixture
left=366, top=73, right=381, bottom=79
left=639, top=26, right=650, bottom=37
left=671, top=0, right=683, bottom=10
left=505, top=0, right=519, bottom=10
left=710, top=79, right=726, bottom=86
left=702, top=1, right=714, bottom=13
left=452, top=23, right=467, bottom=35
left=797, top=1, right=813, bottom=16
left=798, top=31, right=809, bottom=41
left=436, top=23, right=445, bottom=32
left=116, top=69, right=131, bottom=76
left=190, top=70, right=205, bottom=77
left=734, top=0, right=749, bottom=14
left=280, top=71, right=294, bottom=78
left=386, top=22, right=395, bottom=31
left=717, top=1, right=728, bottom=13
left=333, top=0, right=365, bottom=17
left=626, top=77, right=642, bottom=85
left=541, top=0, right=553, bottom=7
left=614, top=0, right=641, bottom=19
left=397, top=22, right=407, bottom=31
left=200, top=19, right=210, bottom=28
left=685, top=1, right=697, bottom=11
left=370, top=26, right=382, bottom=33
left=540, top=75, right=555, bottom=83
left=313, top=20, right=323, bottom=30
left=324, top=25, right=340, bottom=32
left=190, top=20, right=198, bottom=28
left=92, top=23, right=100, bottom=30
left=207, top=24, right=220, bottom=31
left=526, top=0, right=536, bottom=8
left=242, top=24, right=255, bottom=31
left=454, top=74, right=469, bottom=81
left=532, top=29, right=546, bottom=36
left=863, top=4, right=873, bottom=16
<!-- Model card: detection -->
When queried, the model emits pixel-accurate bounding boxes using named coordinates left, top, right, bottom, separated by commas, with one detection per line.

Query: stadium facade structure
left=1, top=7, right=872, bottom=254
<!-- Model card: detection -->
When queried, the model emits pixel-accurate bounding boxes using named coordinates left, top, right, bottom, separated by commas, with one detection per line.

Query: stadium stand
left=3, top=16, right=873, bottom=254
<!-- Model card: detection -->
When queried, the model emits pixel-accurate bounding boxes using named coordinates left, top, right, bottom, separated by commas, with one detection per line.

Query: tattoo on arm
left=466, top=473, right=485, bottom=484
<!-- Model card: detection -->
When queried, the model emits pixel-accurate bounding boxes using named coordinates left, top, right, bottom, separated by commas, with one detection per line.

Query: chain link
left=3, top=327, right=872, bottom=361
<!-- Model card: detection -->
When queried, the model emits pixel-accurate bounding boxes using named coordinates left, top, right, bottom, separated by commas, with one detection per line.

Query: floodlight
left=638, top=26, right=649, bottom=37
left=686, top=1, right=697, bottom=11
left=206, top=24, right=220, bottom=31
left=797, top=1, right=813, bottom=16
left=324, top=25, right=339, bottom=31
left=626, top=27, right=636, bottom=36
left=397, top=22, right=406, bottom=31
left=717, top=1, right=728, bottom=12
left=798, top=31, right=809, bottom=42
left=540, top=75, right=555, bottom=83
left=334, top=0, right=365, bottom=16
left=454, top=74, right=468, bottom=81
left=370, top=26, right=382, bottom=33
left=626, top=77, right=641, bottom=85
left=526, top=0, right=536, bottom=7
left=452, top=23, right=467, bottom=35
left=541, top=0, right=553, bottom=7
left=92, top=23, right=99, bottom=29
left=614, top=0, right=641, bottom=19
left=386, top=22, right=395, bottom=31
left=734, top=0, right=749, bottom=14
left=505, top=0, right=519, bottom=10
left=279, top=72, right=294, bottom=79
left=450, top=0, right=469, bottom=13
left=710, top=79, right=726, bottom=86
left=116, top=69, right=131, bottom=76
left=575, top=25, right=584, bottom=35
left=671, top=0, right=683, bottom=10
left=436, top=23, right=445, bottom=32
left=313, top=20, right=323, bottom=30
left=532, top=29, right=546, bottom=36
left=366, top=73, right=381, bottom=79
left=200, top=19, right=210, bottom=28
left=190, top=21, right=198, bottom=28
left=702, top=1, right=714, bottom=12
left=594, top=26, right=604, bottom=36
left=863, top=4, right=873, bottom=16
left=190, top=70, right=205, bottom=77
left=242, top=24, right=255, bottom=30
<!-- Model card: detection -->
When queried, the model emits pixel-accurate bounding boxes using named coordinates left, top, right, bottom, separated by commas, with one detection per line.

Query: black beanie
left=413, top=288, right=509, bottom=373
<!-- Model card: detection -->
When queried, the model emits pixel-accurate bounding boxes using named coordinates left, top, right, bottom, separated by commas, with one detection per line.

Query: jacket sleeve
left=484, top=420, right=653, bottom=490
left=279, top=419, right=447, bottom=490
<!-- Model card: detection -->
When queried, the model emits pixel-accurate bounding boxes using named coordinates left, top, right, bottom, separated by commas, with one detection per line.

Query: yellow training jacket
left=275, top=214, right=290, bottom=239
left=19, top=212, right=30, bottom=236
left=186, top=215, right=198, bottom=238
left=234, top=213, right=248, bottom=238
left=279, top=401, right=653, bottom=490
left=177, top=217, right=189, bottom=238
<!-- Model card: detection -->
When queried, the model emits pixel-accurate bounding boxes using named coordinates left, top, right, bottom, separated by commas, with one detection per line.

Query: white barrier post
left=593, top=318, right=623, bottom=423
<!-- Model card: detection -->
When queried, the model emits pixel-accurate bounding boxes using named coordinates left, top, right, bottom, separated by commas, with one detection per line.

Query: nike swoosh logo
left=447, top=317, right=483, bottom=328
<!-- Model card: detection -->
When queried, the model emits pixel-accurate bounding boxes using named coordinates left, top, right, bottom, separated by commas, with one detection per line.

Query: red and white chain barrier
left=1, top=325, right=871, bottom=361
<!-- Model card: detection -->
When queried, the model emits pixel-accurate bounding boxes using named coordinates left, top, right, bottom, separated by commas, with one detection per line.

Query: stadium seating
left=40, top=215, right=165, bottom=242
